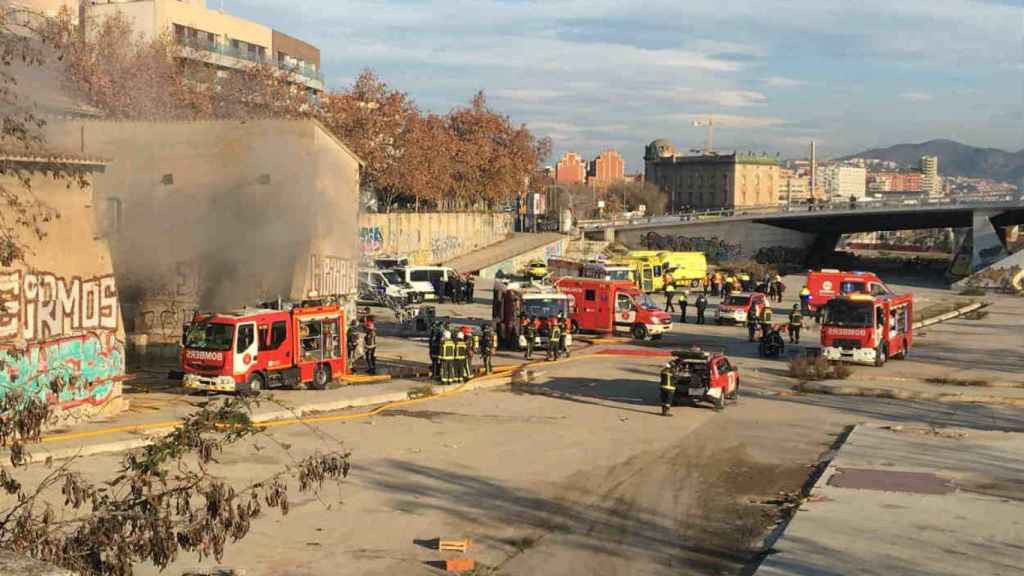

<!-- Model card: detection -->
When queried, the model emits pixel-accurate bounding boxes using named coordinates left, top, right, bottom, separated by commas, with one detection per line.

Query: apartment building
left=83, top=0, right=323, bottom=92
left=555, top=152, right=586, bottom=185
left=644, top=139, right=780, bottom=210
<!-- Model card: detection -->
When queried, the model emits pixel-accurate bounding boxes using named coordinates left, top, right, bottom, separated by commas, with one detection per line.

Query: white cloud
left=763, top=76, right=808, bottom=88
left=662, top=113, right=788, bottom=129
left=492, top=88, right=570, bottom=103
left=899, top=92, right=934, bottom=102
left=651, top=88, right=767, bottom=107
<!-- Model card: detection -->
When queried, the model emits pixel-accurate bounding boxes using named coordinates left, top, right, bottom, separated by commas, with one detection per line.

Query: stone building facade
left=644, top=139, right=780, bottom=211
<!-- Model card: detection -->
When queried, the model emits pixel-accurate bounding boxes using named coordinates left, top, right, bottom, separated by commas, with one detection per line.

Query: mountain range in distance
left=843, top=139, right=1024, bottom=183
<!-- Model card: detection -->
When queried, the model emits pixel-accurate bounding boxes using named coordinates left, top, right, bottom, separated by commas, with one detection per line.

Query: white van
left=374, top=255, right=410, bottom=270
left=358, top=268, right=424, bottom=305
left=394, top=266, right=458, bottom=301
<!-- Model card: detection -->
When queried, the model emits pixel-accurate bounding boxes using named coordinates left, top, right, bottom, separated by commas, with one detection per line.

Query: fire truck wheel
left=311, top=365, right=331, bottom=390
left=631, top=324, right=648, bottom=340
left=570, top=321, right=580, bottom=334
left=240, top=373, right=264, bottom=397
left=729, top=381, right=740, bottom=402
left=875, top=344, right=887, bottom=367
left=714, top=393, right=725, bottom=412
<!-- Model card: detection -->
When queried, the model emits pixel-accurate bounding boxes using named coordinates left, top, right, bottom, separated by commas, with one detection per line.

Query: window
left=875, top=307, right=885, bottom=328
left=410, top=270, right=429, bottom=282
left=616, top=293, right=633, bottom=312
left=262, top=321, right=287, bottom=350
left=869, top=283, right=888, bottom=296
left=585, top=289, right=596, bottom=301
left=236, top=323, right=255, bottom=353
left=841, top=281, right=866, bottom=294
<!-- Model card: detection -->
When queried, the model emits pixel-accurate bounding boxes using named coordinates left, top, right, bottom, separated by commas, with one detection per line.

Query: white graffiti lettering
left=309, top=255, right=357, bottom=297
left=0, top=272, right=119, bottom=343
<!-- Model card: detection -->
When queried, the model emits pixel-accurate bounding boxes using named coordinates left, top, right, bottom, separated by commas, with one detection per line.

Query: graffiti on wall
left=0, top=271, right=118, bottom=342
left=754, top=246, right=808, bottom=268
left=643, top=233, right=741, bottom=263
left=0, top=331, right=124, bottom=408
left=360, top=226, right=384, bottom=254
left=309, top=254, right=357, bottom=296
left=0, top=270, right=123, bottom=409
left=430, top=234, right=463, bottom=262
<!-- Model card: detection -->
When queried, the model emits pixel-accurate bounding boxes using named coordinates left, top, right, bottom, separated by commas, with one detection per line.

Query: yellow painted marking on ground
left=341, top=374, right=392, bottom=384
left=38, top=345, right=648, bottom=445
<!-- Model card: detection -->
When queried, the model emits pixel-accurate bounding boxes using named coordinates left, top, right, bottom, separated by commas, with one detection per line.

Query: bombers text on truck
left=182, top=300, right=347, bottom=395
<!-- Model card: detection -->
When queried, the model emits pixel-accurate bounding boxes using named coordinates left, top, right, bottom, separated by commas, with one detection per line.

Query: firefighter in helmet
left=746, top=304, right=759, bottom=342
left=429, top=320, right=443, bottom=380
left=454, top=330, right=468, bottom=383
left=759, top=303, right=773, bottom=339
left=560, top=314, right=571, bottom=358
left=547, top=316, right=562, bottom=361
left=523, top=316, right=537, bottom=360
left=659, top=362, right=676, bottom=416
left=462, top=326, right=475, bottom=379
left=363, top=318, right=377, bottom=375
left=480, top=323, right=496, bottom=374
left=439, top=327, right=456, bottom=384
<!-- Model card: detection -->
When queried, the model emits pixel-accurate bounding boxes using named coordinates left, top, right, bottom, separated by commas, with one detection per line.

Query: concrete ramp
left=444, top=233, right=565, bottom=275
left=953, top=248, right=1024, bottom=292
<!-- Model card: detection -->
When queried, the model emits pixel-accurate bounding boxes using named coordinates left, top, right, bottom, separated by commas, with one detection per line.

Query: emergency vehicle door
left=874, top=306, right=884, bottom=346
left=640, top=265, right=654, bottom=292
left=616, top=293, right=637, bottom=327
left=258, top=320, right=290, bottom=369
left=234, top=322, right=258, bottom=377
left=715, top=358, right=737, bottom=395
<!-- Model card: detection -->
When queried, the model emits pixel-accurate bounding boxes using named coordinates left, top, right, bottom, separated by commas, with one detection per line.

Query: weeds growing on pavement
left=789, top=356, right=852, bottom=381
left=0, top=394, right=350, bottom=576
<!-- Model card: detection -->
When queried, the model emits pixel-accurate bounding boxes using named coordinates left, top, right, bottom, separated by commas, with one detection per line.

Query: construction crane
left=692, top=114, right=715, bottom=155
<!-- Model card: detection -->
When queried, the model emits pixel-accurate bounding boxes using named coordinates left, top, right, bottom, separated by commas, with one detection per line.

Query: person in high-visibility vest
left=800, top=285, right=812, bottom=316
left=679, top=291, right=689, bottom=323
left=760, top=304, right=774, bottom=339
left=663, top=275, right=676, bottom=313
left=547, top=317, right=562, bottom=361
left=659, top=365, right=676, bottom=417
left=524, top=316, right=537, bottom=360
left=454, top=331, right=468, bottom=383
left=440, top=331, right=456, bottom=384
left=788, top=304, right=803, bottom=344
left=480, top=324, right=496, bottom=374
left=560, top=315, right=572, bottom=358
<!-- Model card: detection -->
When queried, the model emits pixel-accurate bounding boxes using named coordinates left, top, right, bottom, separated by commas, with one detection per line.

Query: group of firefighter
left=518, top=315, right=572, bottom=361
left=428, top=321, right=498, bottom=384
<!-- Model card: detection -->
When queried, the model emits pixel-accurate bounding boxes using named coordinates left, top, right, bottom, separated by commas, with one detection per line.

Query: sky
left=229, top=0, right=1024, bottom=171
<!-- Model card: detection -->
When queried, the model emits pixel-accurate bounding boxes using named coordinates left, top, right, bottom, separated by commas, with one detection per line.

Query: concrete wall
left=613, top=220, right=816, bottom=263
left=0, top=168, right=126, bottom=422
left=43, top=119, right=361, bottom=347
left=359, top=212, right=513, bottom=265
left=478, top=237, right=571, bottom=279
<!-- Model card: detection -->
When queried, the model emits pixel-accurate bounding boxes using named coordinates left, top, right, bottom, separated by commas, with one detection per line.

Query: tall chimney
left=810, top=140, right=816, bottom=200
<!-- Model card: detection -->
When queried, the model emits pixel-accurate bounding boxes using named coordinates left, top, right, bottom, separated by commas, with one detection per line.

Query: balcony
left=172, top=36, right=323, bottom=89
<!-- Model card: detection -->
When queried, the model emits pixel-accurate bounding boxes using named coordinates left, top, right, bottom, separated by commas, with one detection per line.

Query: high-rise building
left=816, top=164, right=867, bottom=200
left=587, top=149, right=625, bottom=189
left=869, top=171, right=922, bottom=193
left=82, top=0, right=324, bottom=92
left=644, top=139, right=780, bottom=210
left=554, top=152, right=586, bottom=185
left=921, top=155, right=940, bottom=196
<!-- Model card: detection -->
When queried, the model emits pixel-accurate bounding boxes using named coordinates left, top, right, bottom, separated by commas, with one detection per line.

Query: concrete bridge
left=583, top=197, right=1024, bottom=281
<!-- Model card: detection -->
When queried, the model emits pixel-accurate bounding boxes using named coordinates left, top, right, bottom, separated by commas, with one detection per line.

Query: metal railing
left=175, top=37, right=324, bottom=82
left=577, top=194, right=1024, bottom=230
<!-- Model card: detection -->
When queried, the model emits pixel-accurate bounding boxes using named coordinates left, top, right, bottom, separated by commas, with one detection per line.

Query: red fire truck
left=554, top=278, right=673, bottom=340
left=820, top=293, right=913, bottom=366
left=806, top=269, right=890, bottom=313
left=181, top=301, right=347, bottom=395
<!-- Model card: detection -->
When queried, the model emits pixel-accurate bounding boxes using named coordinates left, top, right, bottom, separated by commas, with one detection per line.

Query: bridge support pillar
left=948, top=210, right=1011, bottom=279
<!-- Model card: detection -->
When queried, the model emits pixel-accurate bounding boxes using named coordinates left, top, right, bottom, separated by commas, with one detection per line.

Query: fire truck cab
left=182, top=301, right=346, bottom=395
left=820, top=293, right=913, bottom=366
left=806, top=269, right=890, bottom=312
left=492, top=281, right=573, bottom=349
left=554, top=277, right=673, bottom=340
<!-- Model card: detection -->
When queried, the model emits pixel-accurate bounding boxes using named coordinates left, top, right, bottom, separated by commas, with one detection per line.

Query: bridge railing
left=577, top=194, right=1023, bottom=231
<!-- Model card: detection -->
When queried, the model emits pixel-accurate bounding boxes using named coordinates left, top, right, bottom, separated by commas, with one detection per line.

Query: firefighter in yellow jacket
left=439, top=330, right=456, bottom=384
left=454, top=331, right=469, bottom=383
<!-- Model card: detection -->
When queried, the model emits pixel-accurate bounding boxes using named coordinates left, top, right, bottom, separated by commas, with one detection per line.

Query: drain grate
left=827, top=467, right=956, bottom=495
